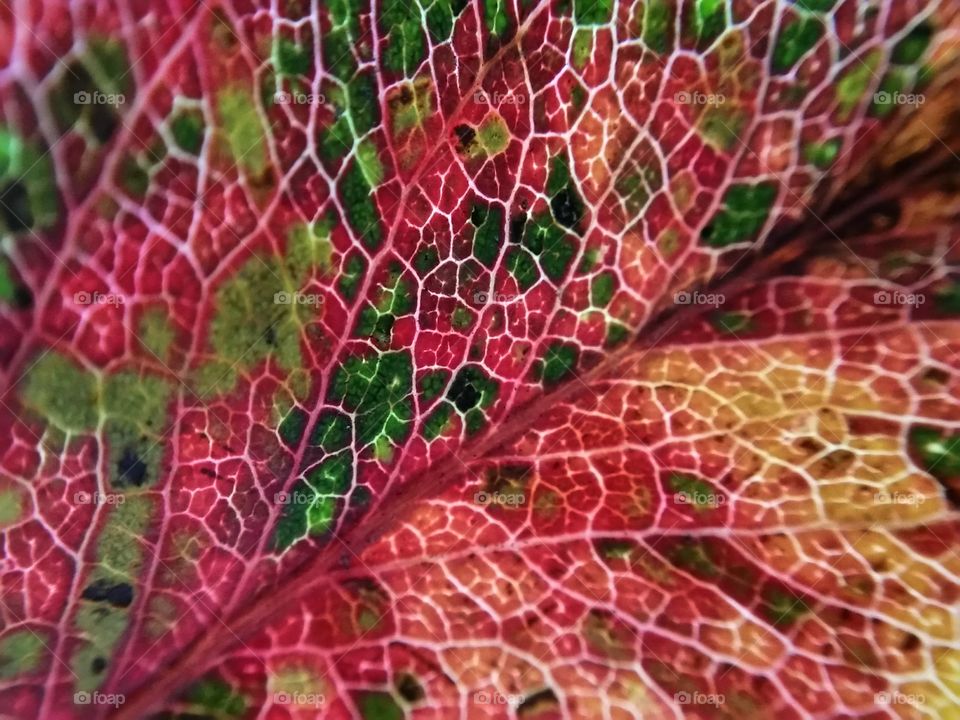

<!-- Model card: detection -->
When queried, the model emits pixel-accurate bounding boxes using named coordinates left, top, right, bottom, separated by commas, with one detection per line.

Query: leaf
left=0, top=1, right=957, bottom=718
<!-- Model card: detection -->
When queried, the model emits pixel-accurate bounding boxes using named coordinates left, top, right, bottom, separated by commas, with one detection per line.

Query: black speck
left=0, top=182, right=33, bottom=232
left=449, top=371, right=481, bottom=413
left=82, top=579, right=134, bottom=608
left=518, top=688, right=558, bottom=716
left=454, top=124, right=476, bottom=150
left=89, top=104, right=119, bottom=144
left=395, top=673, right=425, bottom=703
left=90, top=656, right=107, bottom=674
left=509, top=213, right=526, bottom=243
left=116, top=447, right=148, bottom=487
left=550, top=187, right=583, bottom=229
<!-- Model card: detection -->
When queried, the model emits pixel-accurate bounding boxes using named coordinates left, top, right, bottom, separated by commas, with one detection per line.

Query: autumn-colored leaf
left=0, top=1, right=958, bottom=718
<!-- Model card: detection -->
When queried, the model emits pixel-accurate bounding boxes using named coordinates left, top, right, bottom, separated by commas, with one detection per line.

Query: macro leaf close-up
left=2, top=0, right=960, bottom=718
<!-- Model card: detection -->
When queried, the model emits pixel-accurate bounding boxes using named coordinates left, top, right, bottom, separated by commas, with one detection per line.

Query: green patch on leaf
left=836, top=51, right=880, bottom=120
left=186, top=679, right=247, bottom=717
left=341, top=161, right=382, bottom=249
left=21, top=353, right=100, bottom=431
left=933, top=281, right=960, bottom=314
left=274, top=37, right=311, bottom=75
left=331, top=351, right=414, bottom=451
left=358, top=691, right=404, bottom=720
left=273, top=454, right=352, bottom=548
left=536, top=341, right=579, bottom=386
left=507, top=247, right=540, bottom=290
left=910, top=426, right=960, bottom=480
left=667, top=472, right=720, bottom=510
left=382, top=0, right=426, bottom=75
left=712, top=311, right=752, bottom=334
left=670, top=538, right=718, bottom=577
left=471, top=202, right=503, bottom=267
left=72, top=496, right=153, bottom=691
left=764, top=590, right=810, bottom=627
left=803, top=138, right=841, bottom=169
left=773, top=16, right=824, bottom=73
left=892, top=22, right=933, bottom=65
left=590, top=271, right=616, bottom=307
left=642, top=0, right=671, bottom=53
left=0, top=630, right=46, bottom=679
left=0, top=127, right=59, bottom=233
left=217, top=85, right=268, bottom=179
left=483, top=0, right=509, bottom=37
left=689, top=0, right=726, bottom=43
left=523, top=212, right=577, bottom=282
left=170, top=107, right=205, bottom=155
left=701, top=182, right=777, bottom=247
left=309, top=411, right=352, bottom=452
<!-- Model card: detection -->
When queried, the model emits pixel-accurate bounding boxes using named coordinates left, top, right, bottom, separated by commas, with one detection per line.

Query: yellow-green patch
left=0, top=630, right=47, bottom=679
left=217, top=86, right=268, bottom=178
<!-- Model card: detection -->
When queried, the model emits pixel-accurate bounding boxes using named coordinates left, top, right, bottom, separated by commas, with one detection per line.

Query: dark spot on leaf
left=89, top=103, right=119, bottom=143
left=454, top=124, right=475, bottom=150
left=449, top=371, right=481, bottom=413
left=82, top=579, right=134, bottom=608
left=90, top=656, right=107, bottom=674
left=395, top=673, right=424, bottom=703
left=517, top=687, right=559, bottom=716
left=0, top=182, right=33, bottom=232
left=116, top=446, right=148, bottom=487
left=550, top=187, right=583, bottom=229
left=509, top=213, right=527, bottom=243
